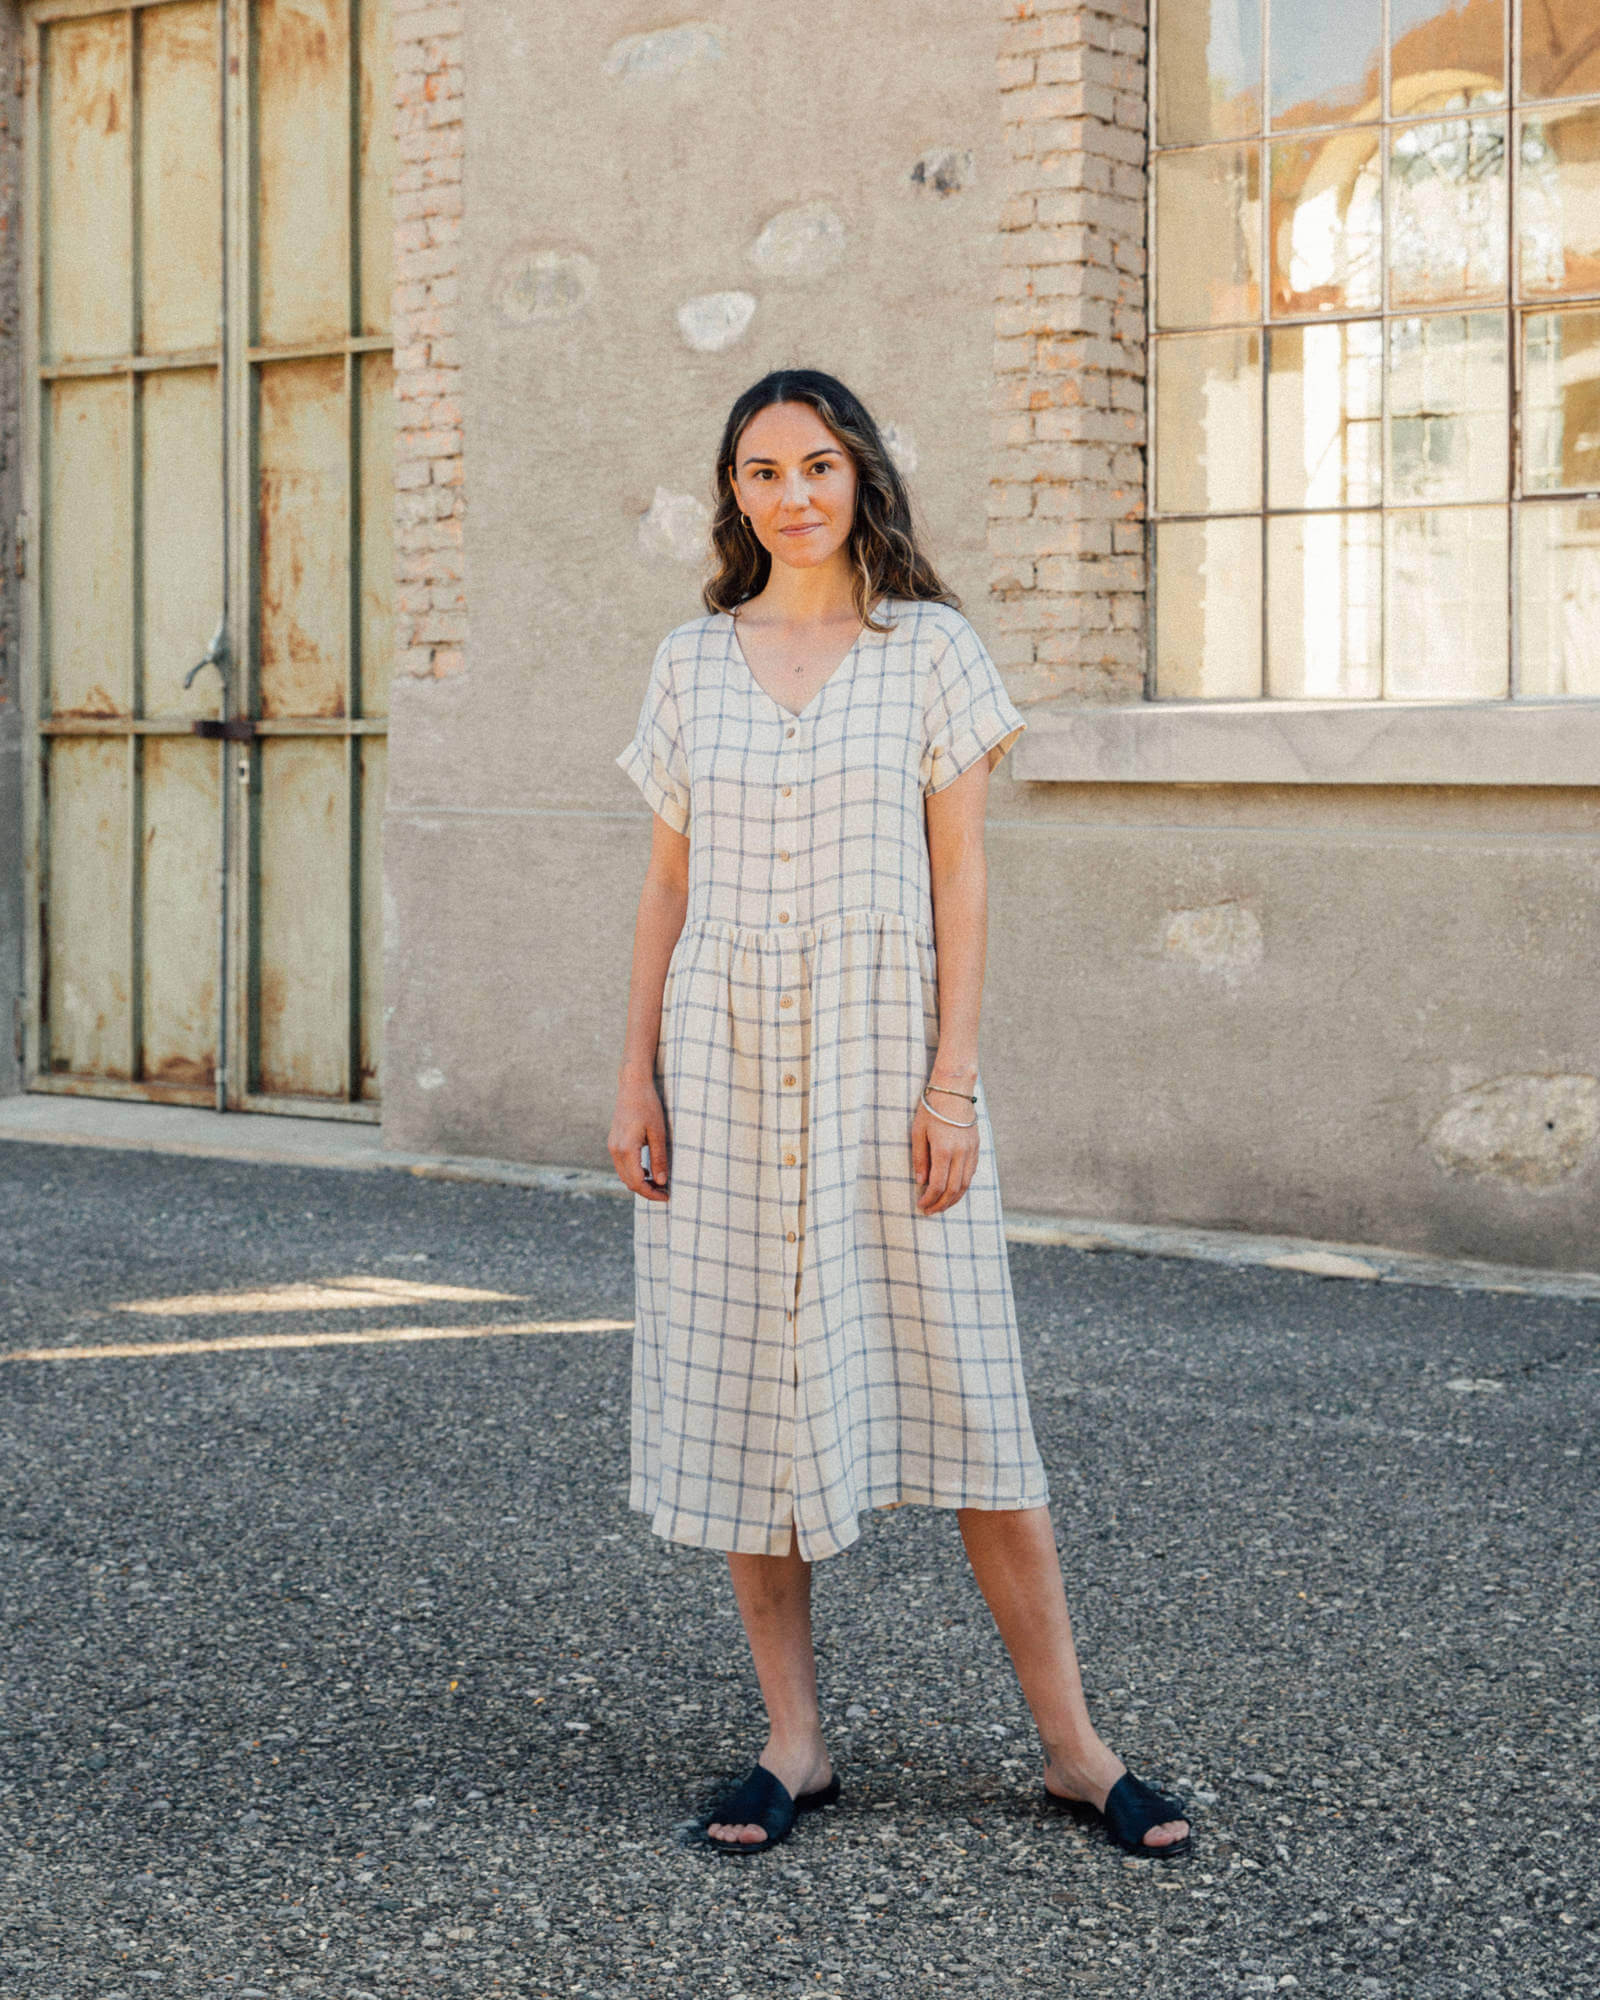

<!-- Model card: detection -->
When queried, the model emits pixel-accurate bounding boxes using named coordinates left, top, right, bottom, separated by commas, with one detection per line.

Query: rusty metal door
left=20, top=0, right=393, bottom=1115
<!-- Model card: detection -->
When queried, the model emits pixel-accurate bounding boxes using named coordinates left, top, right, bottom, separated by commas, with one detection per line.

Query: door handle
left=184, top=617, right=229, bottom=690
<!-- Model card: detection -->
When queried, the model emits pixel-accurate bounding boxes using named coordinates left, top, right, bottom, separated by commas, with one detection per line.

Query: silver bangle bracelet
left=920, top=1091, right=978, bottom=1130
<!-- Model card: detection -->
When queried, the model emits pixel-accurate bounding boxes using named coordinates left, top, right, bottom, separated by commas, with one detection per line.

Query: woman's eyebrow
left=738, top=450, right=839, bottom=469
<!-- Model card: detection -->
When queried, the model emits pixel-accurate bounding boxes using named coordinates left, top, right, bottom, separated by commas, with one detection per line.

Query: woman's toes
left=1145, top=1819, right=1189, bottom=1847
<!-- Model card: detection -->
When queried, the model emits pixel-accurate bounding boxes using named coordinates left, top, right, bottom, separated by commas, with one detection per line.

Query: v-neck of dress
left=726, top=607, right=875, bottom=721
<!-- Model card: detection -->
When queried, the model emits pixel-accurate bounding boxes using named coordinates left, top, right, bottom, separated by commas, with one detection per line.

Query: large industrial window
left=1149, top=0, right=1600, bottom=700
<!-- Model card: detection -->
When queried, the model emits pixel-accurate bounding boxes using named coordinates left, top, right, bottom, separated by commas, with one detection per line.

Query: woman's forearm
left=929, top=855, right=986, bottom=1083
left=619, top=865, right=688, bottom=1081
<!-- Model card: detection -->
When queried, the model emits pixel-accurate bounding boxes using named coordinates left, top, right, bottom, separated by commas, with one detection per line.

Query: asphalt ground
left=1, top=1139, right=1596, bottom=2000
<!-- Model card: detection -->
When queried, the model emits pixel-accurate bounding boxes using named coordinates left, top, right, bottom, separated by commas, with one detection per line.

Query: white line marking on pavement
left=0, top=1320, right=634, bottom=1364
left=113, top=1276, right=525, bottom=1317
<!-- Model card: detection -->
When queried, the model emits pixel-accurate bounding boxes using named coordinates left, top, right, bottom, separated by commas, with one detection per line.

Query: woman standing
left=610, top=370, right=1192, bottom=1861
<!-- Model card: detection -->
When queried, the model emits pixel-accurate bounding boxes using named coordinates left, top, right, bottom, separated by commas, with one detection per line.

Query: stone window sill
left=1009, top=699, right=1600, bottom=787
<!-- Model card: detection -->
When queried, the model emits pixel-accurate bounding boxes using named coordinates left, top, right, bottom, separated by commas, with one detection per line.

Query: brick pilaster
left=991, top=0, right=1148, bottom=704
left=393, top=0, right=465, bottom=680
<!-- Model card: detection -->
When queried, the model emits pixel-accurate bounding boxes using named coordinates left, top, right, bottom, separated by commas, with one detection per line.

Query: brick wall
left=392, top=0, right=465, bottom=681
left=990, top=0, right=1149, bottom=705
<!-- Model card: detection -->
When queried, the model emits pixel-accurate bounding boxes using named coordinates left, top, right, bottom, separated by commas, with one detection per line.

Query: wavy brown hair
left=702, top=369, right=957, bottom=632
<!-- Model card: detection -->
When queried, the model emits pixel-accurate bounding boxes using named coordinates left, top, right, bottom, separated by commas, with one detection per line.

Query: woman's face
left=729, top=401, right=858, bottom=574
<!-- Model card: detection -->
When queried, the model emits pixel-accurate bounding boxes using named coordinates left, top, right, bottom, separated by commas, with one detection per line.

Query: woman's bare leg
left=706, top=1530, right=834, bottom=1846
left=958, top=1504, right=1189, bottom=1849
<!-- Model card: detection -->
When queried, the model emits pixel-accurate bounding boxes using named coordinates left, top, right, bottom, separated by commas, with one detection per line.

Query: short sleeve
left=919, top=613, right=1027, bottom=794
left=616, top=638, right=691, bottom=833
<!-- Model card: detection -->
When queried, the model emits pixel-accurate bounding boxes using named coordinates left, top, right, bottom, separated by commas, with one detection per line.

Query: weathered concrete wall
left=0, top=2, right=23, bottom=1097
left=382, top=0, right=1600, bottom=1270
left=385, top=0, right=1011, bottom=1148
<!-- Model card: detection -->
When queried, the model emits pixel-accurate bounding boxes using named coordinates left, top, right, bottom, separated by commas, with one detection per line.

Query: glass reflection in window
left=1388, top=117, right=1508, bottom=305
left=1155, top=0, right=1262, bottom=145
left=1267, top=320, right=1383, bottom=507
left=1385, top=505, right=1509, bottom=694
left=1266, top=512, right=1382, bottom=696
left=1270, top=134, right=1383, bottom=315
left=1518, top=105, right=1600, bottom=298
left=1155, top=330, right=1262, bottom=515
left=1269, top=0, right=1382, bottom=130
left=1155, top=519, right=1263, bottom=697
left=1524, top=308, right=1600, bottom=492
left=1519, top=501, right=1600, bottom=694
left=1389, top=0, right=1505, bottom=114
left=1386, top=311, right=1508, bottom=503
left=1521, top=2, right=1600, bottom=104
left=1155, top=145, right=1263, bottom=329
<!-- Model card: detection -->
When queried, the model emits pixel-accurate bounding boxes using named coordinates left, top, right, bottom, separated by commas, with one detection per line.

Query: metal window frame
left=1146, top=0, right=1600, bottom=707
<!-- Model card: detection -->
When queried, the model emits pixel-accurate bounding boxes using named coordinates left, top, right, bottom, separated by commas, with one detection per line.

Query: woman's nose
left=780, top=472, right=812, bottom=509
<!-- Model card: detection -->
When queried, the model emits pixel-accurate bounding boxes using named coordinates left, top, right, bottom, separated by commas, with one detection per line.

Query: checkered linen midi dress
left=616, top=595, right=1050, bottom=1562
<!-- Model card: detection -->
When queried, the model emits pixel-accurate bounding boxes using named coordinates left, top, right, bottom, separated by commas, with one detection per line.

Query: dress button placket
left=776, top=720, right=805, bottom=1336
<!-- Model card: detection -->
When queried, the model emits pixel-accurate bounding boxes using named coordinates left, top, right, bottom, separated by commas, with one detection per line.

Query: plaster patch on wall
left=416, top=1067, right=447, bottom=1093
left=1427, top=1073, right=1600, bottom=1189
left=603, top=22, right=725, bottom=83
left=747, top=202, right=847, bottom=280
left=638, top=487, right=711, bottom=565
left=881, top=423, right=919, bottom=475
left=1161, top=902, right=1263, bottom=977
left=910, top=147, right=973, bottom=196
left=677, top=290, right=756, bottom=353
left=494, top=248, right=598, bottom=327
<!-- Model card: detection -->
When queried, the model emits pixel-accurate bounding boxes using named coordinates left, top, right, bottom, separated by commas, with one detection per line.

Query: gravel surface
left=2, top=1138, right=1597, bottom=1999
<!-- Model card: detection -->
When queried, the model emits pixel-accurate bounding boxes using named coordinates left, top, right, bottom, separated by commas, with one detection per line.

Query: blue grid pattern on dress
left=617, top=596, right=1048, bottom=1561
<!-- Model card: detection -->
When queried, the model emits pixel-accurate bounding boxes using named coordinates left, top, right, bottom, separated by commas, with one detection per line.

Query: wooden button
left=785, top=1230, right=797, bottom=1243
left=783, top=1151, right=796, bottom=1167
left=780, top=785, right=792, bottom=797
left=786, top=726, right=796, bottom=739
left=777, top=849, right=790, bottom=862
left=783, top=1074, right=796, bottom=1087
left=777, top=911, right=790, bottom=923
left=780, top=995, right=794, bottom=1010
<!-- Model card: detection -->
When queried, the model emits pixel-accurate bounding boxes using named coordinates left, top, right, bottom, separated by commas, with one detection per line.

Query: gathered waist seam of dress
left=677, top=910, right=933, bottom=950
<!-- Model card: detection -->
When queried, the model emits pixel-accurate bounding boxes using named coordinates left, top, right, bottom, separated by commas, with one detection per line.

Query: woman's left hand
left=912, top=1091, right=980, bottom=1215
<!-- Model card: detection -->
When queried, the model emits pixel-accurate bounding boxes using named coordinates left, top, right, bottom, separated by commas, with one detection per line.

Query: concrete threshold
left=3, top=1091, right=1597, bottom=1305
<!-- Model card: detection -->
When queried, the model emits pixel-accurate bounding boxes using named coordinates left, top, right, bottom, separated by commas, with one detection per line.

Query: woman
left=610, top=370, right=1192, bottom=1862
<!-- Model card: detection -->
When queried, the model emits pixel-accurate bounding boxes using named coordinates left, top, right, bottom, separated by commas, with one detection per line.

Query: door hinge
left=14, top=514, right=28, bottom=579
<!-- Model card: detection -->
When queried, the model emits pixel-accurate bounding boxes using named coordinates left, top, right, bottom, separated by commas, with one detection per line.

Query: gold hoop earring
left=740, top=513, right=753, bottom=534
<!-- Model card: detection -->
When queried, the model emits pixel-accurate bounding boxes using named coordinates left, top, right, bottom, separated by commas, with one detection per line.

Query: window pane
left=1524, top=308, right=1600, bottom=493
left=1518, top=104, right=1600, bottom=299
left=1384, top=505, right=1509, bottom=694
left=1388, top=116, right=1508, bottom=306
left=1266, top=511, right=1382, bottom=695
left=1269, top=133, right=1383, bottom=315
left=1269, top=0, right=1382, bottom=130
left=1386, top=311, right=1508, bottom=502
left=1155, top=518, right=1263, bottom=696
left=1267, top=319, right=1383, bottom=506
left=1154, top=331, right=1262, bottom=513
left=1521, top=5, right=1600, bottom=102
left=1389, top=0, right=1506, bottom=115
left=1154, top=145, right=1263, bottom=328
left=1155, top=0, right=1262, bottom=145
left=1519, top=500, right=1600, bottom=694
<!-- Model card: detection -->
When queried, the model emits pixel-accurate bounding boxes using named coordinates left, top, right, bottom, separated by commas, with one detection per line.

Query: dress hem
left=632, top=1478, right=1052, bottom=1563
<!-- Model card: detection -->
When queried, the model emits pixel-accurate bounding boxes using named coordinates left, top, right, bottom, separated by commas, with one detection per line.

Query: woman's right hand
left=609, top=1073, right=669, bottom=1201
